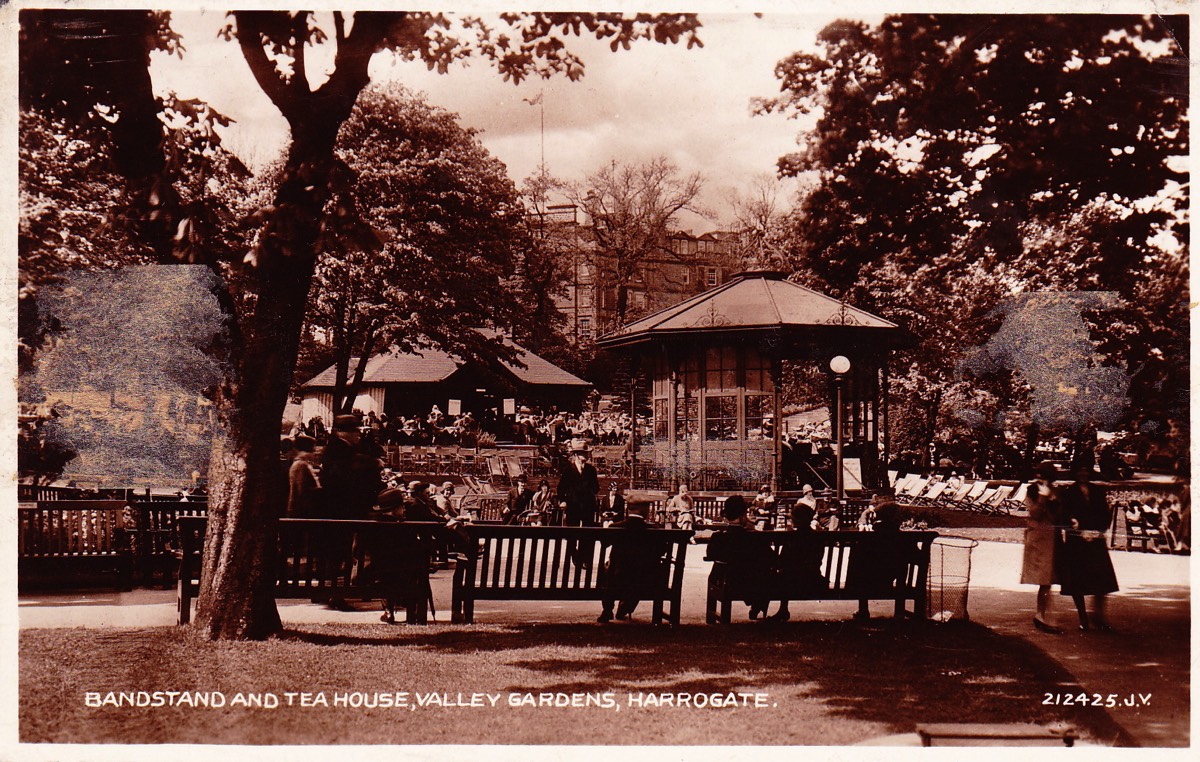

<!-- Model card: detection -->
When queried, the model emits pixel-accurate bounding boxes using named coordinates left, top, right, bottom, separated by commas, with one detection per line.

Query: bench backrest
left=457, top=524, right=692, bottom=597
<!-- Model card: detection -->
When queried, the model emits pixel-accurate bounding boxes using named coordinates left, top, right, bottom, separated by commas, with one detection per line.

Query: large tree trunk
left=192, top=12, right=393, bottom=640
left=193, top=124, right=342, bottom=640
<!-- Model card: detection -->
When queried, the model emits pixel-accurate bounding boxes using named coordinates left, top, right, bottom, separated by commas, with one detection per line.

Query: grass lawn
left=21, top=619, right=1126, bottom=746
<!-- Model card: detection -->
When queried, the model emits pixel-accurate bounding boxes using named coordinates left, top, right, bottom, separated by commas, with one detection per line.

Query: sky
left=152, top=11, right=866, bottom=233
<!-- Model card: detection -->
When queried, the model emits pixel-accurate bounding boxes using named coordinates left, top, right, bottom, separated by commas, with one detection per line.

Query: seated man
left=706, top=495, right=773, bottom=620
left=764, top=502, right=828, bottom=623
left=598, top=501, right=666, bottom=622
left=848, top=496, right=908, bottom=621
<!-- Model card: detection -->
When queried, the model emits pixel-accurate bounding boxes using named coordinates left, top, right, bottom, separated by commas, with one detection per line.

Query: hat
left=441, top=481, right=455, bottom=491
left=626, top=500, right=650, bottom=516
left=801, top=484, right=814, bottom=494
left=377, top=488, right=406, bottom=509
left=407, top=480, right=428, bottom=493
left=333, top=415, right=360, bottom=433
left=568, top=438, right=591, bottom=453
left=759, top=484, right=771, bottom=492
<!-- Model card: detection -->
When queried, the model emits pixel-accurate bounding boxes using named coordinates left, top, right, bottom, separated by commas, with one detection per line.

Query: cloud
left=154, top=12, right=845, bottom=230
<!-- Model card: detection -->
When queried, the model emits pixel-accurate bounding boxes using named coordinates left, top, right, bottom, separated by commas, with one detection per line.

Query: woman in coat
left=1057, top=466, right=1119, bottom=631
left=1022, top=462, right=1064, bottom=634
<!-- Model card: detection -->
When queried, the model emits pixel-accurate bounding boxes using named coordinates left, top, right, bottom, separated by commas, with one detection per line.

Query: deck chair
left=896, top=477, right=931, bottom=504
left=960, top=486, right=999, bottom=512
left=893, top=473, right=919, bottom=495
left=1003, top=483, right=1029, bottom=513
left=913, top=480, right=950, bottom=506
left=487, top=456, right=510, bottom=486
left=947, top=481, right=988, bottom=510
left=980, top=484, right=1014, bottom=514
left=935, top=481, right=974, bottom=507
left=502, top=456, right=525, bottom=481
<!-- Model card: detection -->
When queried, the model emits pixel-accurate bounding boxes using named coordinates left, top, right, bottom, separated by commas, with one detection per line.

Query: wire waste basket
left=926, top=535, right=979, bottom=622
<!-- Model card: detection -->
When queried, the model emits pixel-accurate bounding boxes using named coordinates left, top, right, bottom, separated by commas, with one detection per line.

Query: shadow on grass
left=278, top=618, right=1132, bottom=746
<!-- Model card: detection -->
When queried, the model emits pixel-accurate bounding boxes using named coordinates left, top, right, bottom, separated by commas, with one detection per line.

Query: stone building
left=542, top=205, right=743, bottom=342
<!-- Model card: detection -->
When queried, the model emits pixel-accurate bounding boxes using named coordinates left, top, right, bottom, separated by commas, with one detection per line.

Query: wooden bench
left=451, top=524, right=693, bottom=625
left=18, top=501, right=135, bottom=591
left=177, top=517, right=449, bottom=625
left=705, top=530, right=938, bottom=623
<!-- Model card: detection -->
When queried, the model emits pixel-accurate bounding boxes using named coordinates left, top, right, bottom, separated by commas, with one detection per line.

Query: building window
left=682, top=269, right=690, bottom=285
left=706, top=267, right=719, bottom=287
left=704, top=395, right=737, bottom=441
left=578, top=316, right=592, bottom=341
left=630, top=291, right=647, bottom=310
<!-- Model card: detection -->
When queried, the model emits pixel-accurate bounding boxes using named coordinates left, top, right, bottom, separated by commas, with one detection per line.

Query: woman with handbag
left=1057, top=466, right=1119, bottom=632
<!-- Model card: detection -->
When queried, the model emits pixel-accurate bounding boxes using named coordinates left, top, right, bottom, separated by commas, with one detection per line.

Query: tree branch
left=234, top=12, right=297, bottom=118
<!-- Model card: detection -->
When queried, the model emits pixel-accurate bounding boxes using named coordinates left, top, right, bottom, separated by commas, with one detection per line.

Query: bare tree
left=569, top=157, right=705, bottom=329
left=728, top=173, right=797, bottom=271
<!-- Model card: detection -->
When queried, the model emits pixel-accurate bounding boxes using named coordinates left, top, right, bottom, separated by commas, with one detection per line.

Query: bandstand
left=597, top=272, right=914, bottom=493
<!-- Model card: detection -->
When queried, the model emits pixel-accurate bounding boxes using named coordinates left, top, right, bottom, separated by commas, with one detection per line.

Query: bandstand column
left=771, top=357, right=782, bottom=493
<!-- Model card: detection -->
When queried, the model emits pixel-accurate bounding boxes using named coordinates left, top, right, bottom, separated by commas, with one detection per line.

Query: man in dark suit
left=503, top=475, right=534, bottom=525
left=557, top=439, right=600, bottom=567
left=597, top=501, right=664, bottom=622
left=319, top=414, right=381, bottom=519
left=599, top=483, right=627, bottom=525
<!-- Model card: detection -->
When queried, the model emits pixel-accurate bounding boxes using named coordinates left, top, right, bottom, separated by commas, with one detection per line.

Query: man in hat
left=558, top=439, right=600, bottom=567
left=320, top=414, right=382, bottom=520
left=286, top=434, right=321, bottom=518
left=599, top=483, right=627, bottom=526
left=313, top=415, right=381, bottom=612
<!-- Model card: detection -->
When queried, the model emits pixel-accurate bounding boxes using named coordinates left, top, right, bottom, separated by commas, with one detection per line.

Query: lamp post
left=830, top=355, right=851, bottom=501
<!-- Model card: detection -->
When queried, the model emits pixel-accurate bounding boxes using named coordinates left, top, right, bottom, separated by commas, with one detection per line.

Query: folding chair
left=913, top=480, right=950, bottom=506
left=947, top=480, right=988, bottom=509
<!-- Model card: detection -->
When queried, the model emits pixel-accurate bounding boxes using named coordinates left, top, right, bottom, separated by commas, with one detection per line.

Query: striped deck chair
left=947, top=481, right=989, bottom=509
left=896, top=476, right=931, bottom=505
left=487, top=456, right=510, bottom=486
left=913, top=480, right=951, bottom=506
left=502, top=456, right=525, bottom=481
left=1003, top=483, right=1029, bottom=513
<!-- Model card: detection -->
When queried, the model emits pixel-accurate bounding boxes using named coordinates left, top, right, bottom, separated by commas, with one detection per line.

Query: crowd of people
left=288, top=406, right=639, bottom=449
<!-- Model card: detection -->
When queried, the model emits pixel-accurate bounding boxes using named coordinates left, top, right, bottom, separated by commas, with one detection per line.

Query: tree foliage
left=20, top=267, right=224, bottom=486
left=759, top=14, right=1188, bottom=462
left=303, top=85, right=527, bottom=413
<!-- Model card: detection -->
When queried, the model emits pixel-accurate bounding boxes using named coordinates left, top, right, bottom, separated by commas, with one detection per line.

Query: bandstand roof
left=303, top=335, right=590, bottom=389
left=597, top=271, right=911, bottom=350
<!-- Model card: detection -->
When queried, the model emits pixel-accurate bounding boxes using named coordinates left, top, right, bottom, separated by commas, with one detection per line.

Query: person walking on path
left=286, top=434, right=321, bottom=518
left=1023, top=461, right=1065, bottom=634
left=1058, top=466, right=1119, bottom=632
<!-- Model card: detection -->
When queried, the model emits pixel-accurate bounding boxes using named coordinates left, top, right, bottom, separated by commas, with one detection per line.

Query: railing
left=18, top=501, right=208, bottom=590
